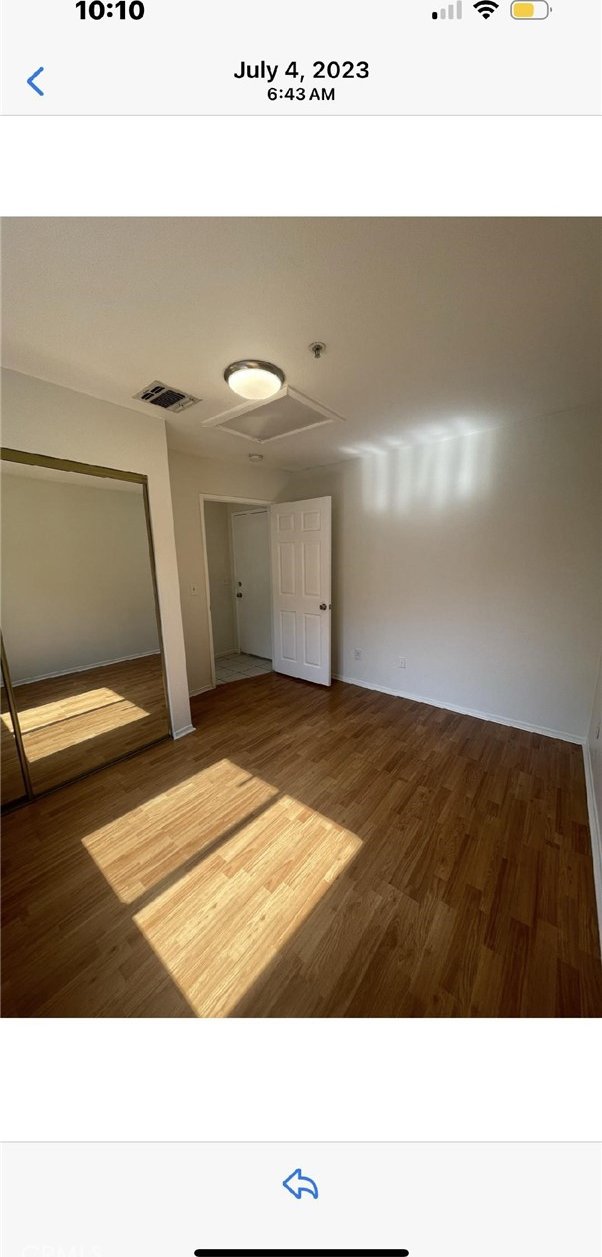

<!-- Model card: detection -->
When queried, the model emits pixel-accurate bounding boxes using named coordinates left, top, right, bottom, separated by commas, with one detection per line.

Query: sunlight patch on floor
left=81, top=757, right=280, bottom=904
left=132, top=792, right=363, bottom=1017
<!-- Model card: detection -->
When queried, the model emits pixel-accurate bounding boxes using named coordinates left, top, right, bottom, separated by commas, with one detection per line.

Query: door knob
left=236, top=592, right=243, bottom=599
left=319, top=602, right=327, bottom=610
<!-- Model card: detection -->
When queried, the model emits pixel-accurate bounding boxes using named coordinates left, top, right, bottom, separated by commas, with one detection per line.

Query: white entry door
left=231, top=510, right=272, bottom=658
left=270, top=496, right=332, bottom=686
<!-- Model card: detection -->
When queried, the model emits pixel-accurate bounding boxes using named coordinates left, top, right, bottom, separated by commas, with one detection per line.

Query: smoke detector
left=134, top=380, right=201, bottom=413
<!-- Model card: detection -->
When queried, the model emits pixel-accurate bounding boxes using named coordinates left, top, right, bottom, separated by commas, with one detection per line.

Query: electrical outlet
left=398, top=657, right=407, bottom=669
left=354, top=649, right=362, bottom=661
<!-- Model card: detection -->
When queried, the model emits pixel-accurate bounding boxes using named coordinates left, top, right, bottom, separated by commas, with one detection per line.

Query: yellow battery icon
left=511, top=2, right=550, bottom=17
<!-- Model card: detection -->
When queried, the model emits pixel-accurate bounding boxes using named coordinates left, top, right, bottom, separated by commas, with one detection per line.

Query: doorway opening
left=200, top=495, right=273, bottom=688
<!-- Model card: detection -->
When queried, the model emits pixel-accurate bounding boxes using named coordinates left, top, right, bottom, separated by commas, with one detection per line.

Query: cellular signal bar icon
left=432, top=2, right=463, bottom=16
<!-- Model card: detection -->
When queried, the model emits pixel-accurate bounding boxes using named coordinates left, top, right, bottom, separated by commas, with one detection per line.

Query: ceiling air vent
left=134, top=380, right=201, bottom=413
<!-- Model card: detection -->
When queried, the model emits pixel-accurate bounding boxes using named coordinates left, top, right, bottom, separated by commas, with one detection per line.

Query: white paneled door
left=270, top=496, right=332, bottom=686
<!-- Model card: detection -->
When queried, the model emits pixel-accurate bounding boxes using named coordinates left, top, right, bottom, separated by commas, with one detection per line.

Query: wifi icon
left=474, top=0, right=499, bottom=15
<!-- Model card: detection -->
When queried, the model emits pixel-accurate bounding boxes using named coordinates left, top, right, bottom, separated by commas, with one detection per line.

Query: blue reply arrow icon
left=282, top=1167, right=319, bottom=1200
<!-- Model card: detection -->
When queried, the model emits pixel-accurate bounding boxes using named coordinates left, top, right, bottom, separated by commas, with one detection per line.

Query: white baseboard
left=188, top=684, right=214, bottom=698
left=13, top=650, right=161, bottom=688
left=332, top=673, right=585, bottom=746
left=582, top=743, right=602, bottom=955
left=172, top=723, right=195, bottom=740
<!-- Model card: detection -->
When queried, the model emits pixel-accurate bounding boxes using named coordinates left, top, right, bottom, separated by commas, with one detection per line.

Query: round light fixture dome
left=224, top=359, right=285, bottom=401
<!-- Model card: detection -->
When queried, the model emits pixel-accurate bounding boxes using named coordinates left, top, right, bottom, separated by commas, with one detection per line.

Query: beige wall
left=204, top=500, right=237, bottom=658
left=284, top=406, right=602, bottom=740
left=168, top=450, right=290, bottom=695
left=1, top=369, right=192, bottom=736
left=1, top=473, right=159, bottom=682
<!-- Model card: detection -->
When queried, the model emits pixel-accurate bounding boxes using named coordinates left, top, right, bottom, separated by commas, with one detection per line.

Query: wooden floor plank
left=2, top=672, right=601, bottom=1017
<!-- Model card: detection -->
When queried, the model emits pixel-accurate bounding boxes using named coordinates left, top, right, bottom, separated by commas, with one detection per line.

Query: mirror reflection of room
left=0, top=455, right=170, bottom=796
left=0, top=649, right=29, bottom=807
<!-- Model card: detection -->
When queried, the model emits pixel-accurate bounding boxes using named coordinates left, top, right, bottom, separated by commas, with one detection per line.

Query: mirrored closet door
left=1, top=637, right=31, bottom=807
left=0, top=450, right=171, bottom=803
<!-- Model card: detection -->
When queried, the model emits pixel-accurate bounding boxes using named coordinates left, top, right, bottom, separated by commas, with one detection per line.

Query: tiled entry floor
left=215, top=653, right=273, bottom=685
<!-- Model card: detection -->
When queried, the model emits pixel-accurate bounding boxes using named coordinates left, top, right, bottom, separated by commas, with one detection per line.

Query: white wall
left=1, top=473, right=159, bottom=683
left=168, top=450, right=290, bottom=695
left=204, top=500, right=237, bottom=658
left=283, top=406, right=602, bottom=740
left=1, top=369, right=192, bottom=736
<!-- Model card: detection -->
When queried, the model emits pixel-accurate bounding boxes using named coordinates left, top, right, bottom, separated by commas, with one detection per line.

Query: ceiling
left=2, top=218, right=600, bottom=470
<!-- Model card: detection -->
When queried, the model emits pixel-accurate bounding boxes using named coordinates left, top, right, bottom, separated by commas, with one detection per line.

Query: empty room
left=1, top=216, right=601, bottom=1018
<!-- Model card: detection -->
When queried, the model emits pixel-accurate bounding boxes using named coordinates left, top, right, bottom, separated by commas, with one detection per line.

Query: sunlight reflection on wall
left=343, top=422, right=496, bottom=516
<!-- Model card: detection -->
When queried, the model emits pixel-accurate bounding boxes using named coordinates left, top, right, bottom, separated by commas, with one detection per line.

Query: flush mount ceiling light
left=224, top=359, right=285, bottom=401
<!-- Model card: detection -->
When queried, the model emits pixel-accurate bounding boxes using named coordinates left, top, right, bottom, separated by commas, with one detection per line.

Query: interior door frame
left=198, top=494, right=272, bottom=690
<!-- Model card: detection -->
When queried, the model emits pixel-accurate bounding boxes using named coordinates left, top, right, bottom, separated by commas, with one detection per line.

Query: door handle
left=236, top=592, right=243, bottom=599
left=319, top=603, right=327, bottom=610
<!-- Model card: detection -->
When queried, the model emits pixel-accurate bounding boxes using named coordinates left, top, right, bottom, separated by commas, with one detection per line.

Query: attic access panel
left=202, top=386, right=345, bottom=444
